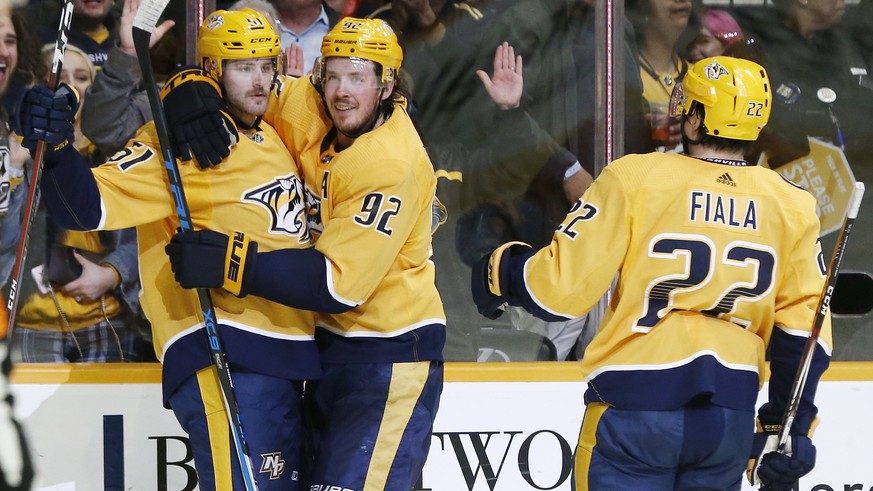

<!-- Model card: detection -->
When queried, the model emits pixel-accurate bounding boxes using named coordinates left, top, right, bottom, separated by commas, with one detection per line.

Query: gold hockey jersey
left=82, top=122, right=319, bottom=399
left=508, top=152, right=830, bottom=410
left=262, top=76, right=446, bottom=363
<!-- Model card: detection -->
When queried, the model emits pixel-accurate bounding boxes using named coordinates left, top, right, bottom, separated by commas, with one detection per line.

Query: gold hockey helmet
left=679, top=56, right=772, bottom=141
left=197, top=8, right=280, bottom=79
left=319, top=17, right=403, bottom=85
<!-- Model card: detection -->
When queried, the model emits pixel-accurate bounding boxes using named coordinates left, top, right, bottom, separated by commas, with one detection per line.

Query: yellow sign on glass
left=760, top=138, right=856, bottom=235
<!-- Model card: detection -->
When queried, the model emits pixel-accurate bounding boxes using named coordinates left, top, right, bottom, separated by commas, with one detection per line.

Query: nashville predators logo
left=243, top=174, right=310, bottom=242
left=703, top=61, right=730, bottom=80
left=259, top=452, right=286, bottom=480
left=205, top=14, right=224, bottom=31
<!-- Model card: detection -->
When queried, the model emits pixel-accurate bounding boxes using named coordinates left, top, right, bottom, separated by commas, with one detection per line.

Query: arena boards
left=10, top=362, right=873, bottom=490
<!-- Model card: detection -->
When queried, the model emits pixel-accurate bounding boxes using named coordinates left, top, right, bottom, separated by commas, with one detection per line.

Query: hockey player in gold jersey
left=473, top=56, right=830, bottom=491
left=162, top=17, right=445, bottom=491
left=17, top=9, right=317, bottom=490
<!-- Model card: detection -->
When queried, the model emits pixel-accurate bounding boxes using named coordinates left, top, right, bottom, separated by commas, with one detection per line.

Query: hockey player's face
left=0, top=16, right=17, bottom=98
left=222, top=58, right=275, bottom=127
left=323, top=58, right=392, bottom=140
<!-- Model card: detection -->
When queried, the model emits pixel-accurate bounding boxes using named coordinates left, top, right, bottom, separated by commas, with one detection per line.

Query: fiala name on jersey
left=689, top=191, right=758, bottom=230
left=243, top=173, right=310, bottom=242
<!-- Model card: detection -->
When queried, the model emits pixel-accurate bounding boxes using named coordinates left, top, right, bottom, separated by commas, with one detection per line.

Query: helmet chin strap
left=680, top=115, right=704, bottom=151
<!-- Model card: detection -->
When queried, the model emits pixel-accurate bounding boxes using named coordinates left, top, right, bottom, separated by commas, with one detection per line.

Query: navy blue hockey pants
left=575, top=401, right=755, bottom=490
left=168, top=366, right=305, bottom=491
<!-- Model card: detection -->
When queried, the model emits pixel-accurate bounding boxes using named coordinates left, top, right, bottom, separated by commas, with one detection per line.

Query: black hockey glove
left=15, top=83, right=78, bottom=155
left=747, top=403, right=817, bottom=491
left=165, top=229, right=258, bottom=297
left=160, top=67, right=239, bottom=169
left=471, top=241, right=532, bottom=319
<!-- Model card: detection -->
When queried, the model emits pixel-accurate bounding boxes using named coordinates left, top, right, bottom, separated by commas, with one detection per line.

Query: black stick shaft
left=776, top=181, right=865, bottom=452
left=131, top=2, right=260, bottom=488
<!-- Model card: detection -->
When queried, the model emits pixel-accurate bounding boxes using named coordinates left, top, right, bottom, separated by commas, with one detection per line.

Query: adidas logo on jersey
left=716, top=173, right=736, bottom=187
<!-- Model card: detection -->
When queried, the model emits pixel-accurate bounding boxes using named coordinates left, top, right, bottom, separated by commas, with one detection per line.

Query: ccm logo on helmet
left=251, top=37, right=273, bottom=43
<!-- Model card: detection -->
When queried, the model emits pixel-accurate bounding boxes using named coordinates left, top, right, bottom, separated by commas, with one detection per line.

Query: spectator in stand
left=271, top=0, right=340, bottom=75
left=628, top=0, right=696, bottom=152
left=0, top=37, right=146, bottom=363
left=739, top=0, right=873, bottom=167
left=363, top=0, right=452, bottom=48
left=0, top=9, right=45, bottom=118
left=361, top=0, right=500, bottom=148
left=35, top=0, right=119, bottom=69
left=78, top=0, right=173, bottom=157
left=0, top=8, right=46, bottom=220
left=685, top=8, right=745, bottom=63
left=474, top=0, right=584, bottom=163
left=431, top=40, right=595, bottom=360
left=41, top=44, right=101, bottom=161
left=451, top=40, right=601, bottom=361
left=571, top=0, right=651, bottom=178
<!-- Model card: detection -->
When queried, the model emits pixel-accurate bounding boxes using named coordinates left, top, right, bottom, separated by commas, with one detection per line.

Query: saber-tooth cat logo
left=243, top=174, right=310, bottom=242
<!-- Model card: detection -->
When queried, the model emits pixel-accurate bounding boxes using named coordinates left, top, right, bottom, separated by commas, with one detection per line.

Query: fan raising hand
left=476, top=41, right=524, bottom=110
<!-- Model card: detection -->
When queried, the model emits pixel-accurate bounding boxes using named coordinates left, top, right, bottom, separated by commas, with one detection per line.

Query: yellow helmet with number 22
left=680, top=56, right=772, bottom=141
left=197, top=8, right=281, bottom=80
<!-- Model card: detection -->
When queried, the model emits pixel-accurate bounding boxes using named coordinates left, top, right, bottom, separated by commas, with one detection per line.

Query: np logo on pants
left=259, top=452, right=286, bottom=480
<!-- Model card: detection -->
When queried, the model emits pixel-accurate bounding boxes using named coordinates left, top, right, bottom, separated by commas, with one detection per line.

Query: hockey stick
left=131, top=2, right=260, bottom=490
left=4, top=0, right=74, bottom=337
left=775, top=181, right=865, bottom=454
